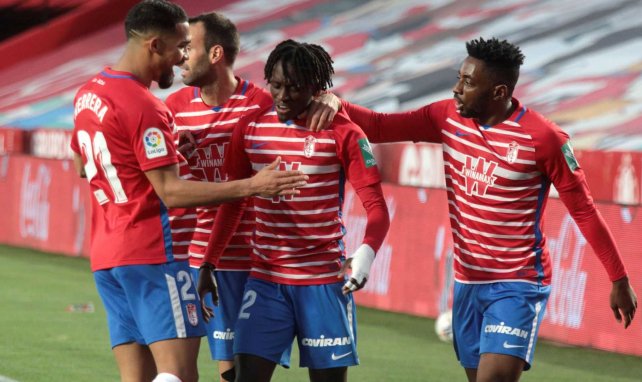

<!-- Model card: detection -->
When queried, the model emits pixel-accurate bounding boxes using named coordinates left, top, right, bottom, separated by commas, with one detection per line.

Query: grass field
left=1, top=245, right=642, bottom=381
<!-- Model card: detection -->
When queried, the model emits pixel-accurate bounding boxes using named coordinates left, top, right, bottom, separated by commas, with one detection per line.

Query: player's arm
left=539, top=131, right=637, bottom=328
left=144, top=157, right=305, bottom=208
left=340, top=99, right=441, bottom=144
left=305, top=92, right=342, bottom=131
left=339, top=182, right=390, bottom=294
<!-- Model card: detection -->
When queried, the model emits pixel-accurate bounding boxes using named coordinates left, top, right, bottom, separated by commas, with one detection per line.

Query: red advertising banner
left=373, top=142, right=642, bottom=205
left=2, top=155, right=642, bottom=356
left=344, top=183, right=642, bottom=357
left=0, top=155, right=90, bottom=256
left=0, top=127, right=26, bottom=155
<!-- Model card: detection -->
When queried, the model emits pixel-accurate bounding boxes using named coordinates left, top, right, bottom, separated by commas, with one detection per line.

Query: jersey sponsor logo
left=459, top=156, right=498, bottom=196
left=74, top=92, right=108, bottom=122
left=186, top=303, right=199, bottom=326
left=301, top=335, right=352, bottom=347
left=192, top=143, right=228, bottom=182
left=484, top=322, right=529, bottom=339
left=213, top=328, right=235, bottom=340
left=502, top=341, right=525, bottom=349
left=331, top=351, right=353, bottom=360
left=272, top=161, right=301, bottom=203
left=143, top=127, right=168, bottom=159
left=304, top=135, right=317, bottom=158
left=358, top=138, right=377, bottom=168
left=506, top=141, right=519, bottom=164
left=561, top=140, right=579, bottom=171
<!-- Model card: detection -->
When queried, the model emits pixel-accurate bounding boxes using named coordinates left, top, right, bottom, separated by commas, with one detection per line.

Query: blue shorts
left=452, top=281, right=550, bottom=370
left=234, top=278, right=359, bottom=369
left=94, top=261, right=206, bottom=348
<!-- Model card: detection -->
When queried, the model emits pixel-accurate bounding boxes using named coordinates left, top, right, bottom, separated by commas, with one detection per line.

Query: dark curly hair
left=125, top=0, right=187, bottom=39
left=264, top=39, right=334, bottom=94
left=466, top=37, right=524, bottom=93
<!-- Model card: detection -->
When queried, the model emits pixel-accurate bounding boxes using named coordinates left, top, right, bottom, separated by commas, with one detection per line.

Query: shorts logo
left=213, top=328, right=234, bottom=340
left=503, top=341, right=525, bottom=349
left=301, top=335, right=351, bottom=347
left=484, top=322, right=529, bottom=338
left=186, top=303, right=198, bottom=326
left=331, top=351, right=353, bottom=361
left=303, top=135, right=317, bottom=158
left=143, top=127, right=168, bottom=159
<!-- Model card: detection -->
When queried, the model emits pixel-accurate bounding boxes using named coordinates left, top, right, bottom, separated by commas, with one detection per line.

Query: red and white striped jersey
left=165, top=79, right=271, bottom=270
left=343, top=98, right=626, bottom=286
left=224, top=108, right=381, bottom=285
left=168, top=153, right=196, bottom=261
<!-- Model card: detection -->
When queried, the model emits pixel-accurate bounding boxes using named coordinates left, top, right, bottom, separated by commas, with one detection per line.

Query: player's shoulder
left=332, top=108, right=365, bottom=133
left=165, top=86, right=197, bottom=106
left=518, top=101, right=568, bottom=143
left=243, top=80, right=272, bottom=106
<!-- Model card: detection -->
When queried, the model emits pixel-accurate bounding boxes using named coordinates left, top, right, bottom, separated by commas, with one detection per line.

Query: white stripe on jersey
left=194, top=228, right=211, bottom=234
left=171, top=228, right=195, bottom=234
left=452, top=228, right=533, bottom=252
left=448, top=189, right=537, bottom=214
left=303, top=180, right=340, bottom=188
left=199, top=132, right=232, bottom=142
left=172, top=240, right=192, bottom=246
left=175, top=105, right=260, bottom=117
left=176, top=118, right=240, bottom=131
left=449, top=214, right=535, bottom=240
left=256, top=217, right=339, bottom=228
left=455, top=243, right=536, bottom=262
left=247, top=148, right=337, bottom=157
left=169, top=214, right=197, bottom=221
left=445, top=173, right=540, bottom=202
left=289, top=194, right=340, bottom=202
left=454, top=254, right=535, bottom=273
left=254, top=206, right=339, bottom=215
left=245, top=135, right=336, bottom=144
left=443, top=148, right=540, bottom=181
left=251, top=267, right=340, bottom=280
left=443, top=130, right=536, bottom=166
left=448, top=200, right=535, bottom=227
left=255, top=230, right=343, bottom=240
left=251, top=162, right=341, bottom=174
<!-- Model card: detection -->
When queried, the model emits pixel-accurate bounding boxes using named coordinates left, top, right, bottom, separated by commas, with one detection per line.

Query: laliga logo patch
left=143, top=127, right=168, bottom=159
left=506, top=141, right=519, bottom=164
left=186, top=303, right=199, bottom=326
left=304, top=135, right=317, bottom=158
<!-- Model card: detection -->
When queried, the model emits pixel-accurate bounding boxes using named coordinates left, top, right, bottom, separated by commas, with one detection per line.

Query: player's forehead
left=270, top=61, right=298, bottom=85
left=458, top=56, right=486, bottom=79
left=163, top=21, right=190, bottom=46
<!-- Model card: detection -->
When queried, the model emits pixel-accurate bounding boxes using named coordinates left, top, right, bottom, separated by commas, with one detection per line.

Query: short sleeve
left=131, top=103, right=178, bottom=172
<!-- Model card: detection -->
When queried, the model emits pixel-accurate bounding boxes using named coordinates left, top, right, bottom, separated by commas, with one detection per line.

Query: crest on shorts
left=186, top=303, right=199, bottom=326
left=506, top=141, right=519, bottom=164
left=303, top=135, right=317, bottom=158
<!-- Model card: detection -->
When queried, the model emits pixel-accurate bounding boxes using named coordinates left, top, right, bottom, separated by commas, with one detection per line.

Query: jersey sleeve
left=354, top=182, right=390, bottom=253
left=535, top=123, right=627, bottom=281
left=223, top=113, right=254, bottom=181
left=131, top=102, right=178, bottom=172
left=341, top=99, right=443, bottom=144
left=334, top=118, right=382, bottom=189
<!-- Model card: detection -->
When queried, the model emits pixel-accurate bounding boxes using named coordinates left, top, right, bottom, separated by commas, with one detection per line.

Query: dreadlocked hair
left=264, top=39, right=334, bottom=93
left=466, top=37, right=524, bottom=92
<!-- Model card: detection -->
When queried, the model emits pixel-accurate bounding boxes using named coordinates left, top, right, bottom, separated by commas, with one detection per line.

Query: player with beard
left=70, top=2, right=308, bottom=381
left=164, top=12, right=342, bottom=382
left=335, top=37, right=637, bottom=382
left=198, top=39, right=390, bottom=382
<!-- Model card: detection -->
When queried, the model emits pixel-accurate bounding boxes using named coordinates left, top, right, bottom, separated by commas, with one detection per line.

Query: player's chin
left=158, top=72, right=175, bottom=89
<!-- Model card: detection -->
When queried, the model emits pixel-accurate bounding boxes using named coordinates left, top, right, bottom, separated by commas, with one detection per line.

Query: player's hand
left=251, top=156, right=308, bottom=197
left=197, top=263, right=219, bottom=323
left=610, top=276, right=637, bottom=329
left=177, top=130, right=197, bottom=157
left=304, top=92, right=341, bottom=132
left=339, top=244, right=375, bottom=295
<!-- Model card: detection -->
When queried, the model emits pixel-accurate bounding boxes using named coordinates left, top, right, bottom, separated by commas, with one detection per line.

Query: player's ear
left=210, top=45, right=223, bottom=64
left=493, top=84, right=509, bottom=101
left=149, top=36, right=164, bottom=55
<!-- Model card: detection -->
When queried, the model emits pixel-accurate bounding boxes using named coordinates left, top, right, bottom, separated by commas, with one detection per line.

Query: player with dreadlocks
left=198, top=39, right=390, bottom=382
left=337, top=37, right=637, bottom=381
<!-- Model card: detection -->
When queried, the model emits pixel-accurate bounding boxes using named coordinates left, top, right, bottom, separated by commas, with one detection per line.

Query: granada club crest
left=186, top=303, right=199, bottom=326
left=303, top=135, right=317, bottom=158
left=506, top=141, right=519, bottom=164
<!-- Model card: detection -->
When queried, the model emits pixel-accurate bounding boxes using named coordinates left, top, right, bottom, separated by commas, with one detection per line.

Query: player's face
left=181, top=22, right=214, bottom=87
left=268, top=61, right=314, bottom=122
left=157, top=22, right=190, bottom=89
left=452, top=56, right=495, bottom=122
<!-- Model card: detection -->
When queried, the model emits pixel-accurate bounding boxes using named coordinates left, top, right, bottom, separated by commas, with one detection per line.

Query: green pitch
left=1, top=245, right=641, bottom=381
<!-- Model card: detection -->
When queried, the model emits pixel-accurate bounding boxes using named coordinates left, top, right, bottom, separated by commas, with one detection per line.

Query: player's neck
left=200, top=69, right=238, bottom=107
left=476, top=98, right=515, bottom=127
left=113, top=44, right=153, bottom=88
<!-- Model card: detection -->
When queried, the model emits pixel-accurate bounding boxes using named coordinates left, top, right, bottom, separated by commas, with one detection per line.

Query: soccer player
left=198, top=39, right=390, bottom=382
left=69, top=2, right=307, bottom=382
left=338, top=37, right=638, bottom=382
left=164, top=12, right=341, bottom=382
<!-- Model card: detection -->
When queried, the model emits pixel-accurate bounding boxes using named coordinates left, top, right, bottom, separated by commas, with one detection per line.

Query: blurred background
left=1, top=0, right=641, bottom=366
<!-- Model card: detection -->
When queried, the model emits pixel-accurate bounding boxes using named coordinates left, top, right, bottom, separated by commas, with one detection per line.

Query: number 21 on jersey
left=76, top=130, right=128, bottom=204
